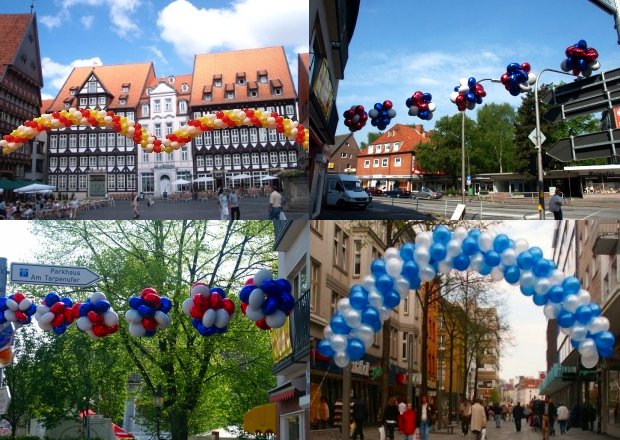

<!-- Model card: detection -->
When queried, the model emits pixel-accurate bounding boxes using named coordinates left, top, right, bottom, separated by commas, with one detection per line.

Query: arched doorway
left=160, top=175, right=171, bottom=197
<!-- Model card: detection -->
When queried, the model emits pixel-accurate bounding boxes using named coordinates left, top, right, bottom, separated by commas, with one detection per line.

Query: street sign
left=546, top=128, right=620, bottom=162
left=529, top=129, right=546, bottom=146
left=10, top=263, right=100, bottom=287
left=589, top=0, right=617, bottom=14
left=451, top=204, right=466, bottom=220
left=466, top=175, right=471, bottom=185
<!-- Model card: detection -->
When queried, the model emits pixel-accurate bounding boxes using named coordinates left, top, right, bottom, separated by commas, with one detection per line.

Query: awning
left=243, top=403, right=276, bottom=434
left=113, top=424, right=134, bottom=439
left=268, top=383, right=296, bottom=402
left=0, top=179, right=39, bottom=191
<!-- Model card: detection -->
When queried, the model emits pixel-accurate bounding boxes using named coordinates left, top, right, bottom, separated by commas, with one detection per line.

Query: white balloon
left=368, top=290, right=384, bottom=310
left=202, top=309, right=216, bottom=328
left=549, top=270, right=565, bottom=286
left=408, top=106, right=419, bottom=116
left=5, top=299, right=18, bottom=312
left=191, top=284, right=210, bottom=296
left=125, top=309, right=142, bottom=324
left=577, top=289, right=591, bottom=306
left=478, top=232, right=493, bottom=252
left=182, top=297, right=193, bottom=315
left=37, top=311, right=55, bottom=325
left=415, top=231, right=432, bottom=248
left=362, top=275, right=376, bottom=291
left=578, top=338, right=597, bottom=358
left=587, top=316, right=610, bottom=334
left=129, top=322, right=146, bottom=337
left=245, top=305, right=265, bottom=322
left=534, top=278, right=551, bottom=295
left=563, top=294, right=580, bottom=313
left=394, top=277, right=410, bottom=298
left=248, top=289, right=265, bottom=308
left=155, top=311, right=171, bottom=328
left=453, top=227, right=468, bottom=242
left=438, top=261, right=452, bottom=275
left=428, top=103, right=437, bottom=112
left=560, top=325, right=572, bottom=335
left=323, top=325, right=334, bottom=339
left=491, top=267, right=504, bottom=282
left=343, top=308, right=362, bottom=329
left=77, top=316, right=93, bottom=331
left=528, top=73, right=537, bottom=85
left=330, top=334, right=348, bottom=352
left=570, top=324, right=588, bottom=342
left=543, top=303, right=560, bottom=320
left=253, top=269, right=273, bottom=286
left=414, top=247, right=430, bottom=266
left=3, top=310, right=15, bottom=323
left=87, top=329, right=96, bottom=338
left=450, top=91, right=459, bottom=103
left=334, top=351, right=350, bottom=368
left=380, top=306, right=392, bottom=321
left=103, top=310, right=119, bottom=327
left=90, top=291, right=107, bottom=303
left=581, top=352, right=599, bottom=369
left=337, top=298, right=352, bottom=314
left=385, top=247, right=400, bottom=260
left=515, top=238, right=529, bottom=254
left=420, top=265, right=436, bottom=282
left=447, top=240, right=461, bottom=258
left=470, top=254, right=484, bottom=272
left=36, top=304, right=50, bottom=315
left=386, top=257, right=403, bottom=278
left=520, top=271, right=535, bottom=288
left=351, top=324, right=374, bottom=349
left=265, top=309, right=286, bottom=328
left=501, top=249, right=516, bottom=267
left=18, top=298, right=32, bottom=311
left=215, top=308, right=230, bottom=328
left=38, top=321, right=53, bottom=331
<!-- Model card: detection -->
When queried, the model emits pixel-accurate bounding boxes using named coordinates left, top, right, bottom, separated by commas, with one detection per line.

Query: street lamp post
left=438, top=343, right=445, bottom=429
left=533, top=68, right=579, bottom=219
left=154, top=386, right=164, bottom=440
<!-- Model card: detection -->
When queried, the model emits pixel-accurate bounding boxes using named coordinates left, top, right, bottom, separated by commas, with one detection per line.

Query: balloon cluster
left=182, top=283, right=235, bottom=336
left=239, top=269, right=295, bottom=330
left=406, top=91, right=436, bottom=121
left=0, top=292, right=36, bottom=327
left=124, top=288, right=172, bottom=337
left=450, top=77, right=486, bottom=112
left=318, top=225, right=615, bottom=369
left=500, top=63, right=536, bottom=96
left=342, top=105, right=368, bottom=132
left=75, top=292, right=120, bottom=338
left=35, top=292, right=77, bottom=334
left=0, top=324, right=13, bottom=367
left=560, top=40, right=600, bottom=77
left=368, top=101, right=396, bottom=131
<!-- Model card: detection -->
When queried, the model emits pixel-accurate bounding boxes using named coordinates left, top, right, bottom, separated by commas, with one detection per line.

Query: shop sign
left=351, top=360, right=370, bottom=376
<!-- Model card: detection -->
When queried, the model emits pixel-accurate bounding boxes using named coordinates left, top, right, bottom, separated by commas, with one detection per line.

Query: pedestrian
left=268, top=184, right=282, bottom=220
left=416, top=395, right=435, bottom=440
left=228, top=188, right=240, bottom=220
left=70, top=195, right=79, bottom=220
left=398, top=402, right=417, bottom=440
left=557, top=402, right=569, bottom=435
left=218, top=188, right=230, bottom=220
left=513, top=401, right=524, bottom=432
left=587, top=404, right=597, bottom=431
left=459, top=396, right=472, bottom=436
left=493, top=401, right=502, bottom=428
left=0, top=199, right=6, bottom=219
left=383, top=397, right=399, bottom=440
left=549, top=187, right=564, bottom=220
left=351, top=396, right=368, bottom=440
left=470, top=398, right=487, bottom=440
left=318, top=396, right=330, bottom=429
left=398, top=398, right=406, bottom=415
left=132, top=192, right=140, bottom=219
left=540, top=395, right=557, bottom=440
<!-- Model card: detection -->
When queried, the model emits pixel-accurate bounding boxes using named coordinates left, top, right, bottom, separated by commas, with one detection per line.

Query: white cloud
left=156, top=0, right=308, bottom=63
left=39, top=11, right=67, bottom=29
left=41, top=93, right=55, bottom=100
left=81, top=15, right=95, bottom=29
left=42, top=56, right=104, bottom=92
left=145, top=46, right=168, bottom=65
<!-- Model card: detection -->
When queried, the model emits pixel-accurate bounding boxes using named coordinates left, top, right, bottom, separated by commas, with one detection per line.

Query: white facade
left=137, top=79, right=192, bottom=197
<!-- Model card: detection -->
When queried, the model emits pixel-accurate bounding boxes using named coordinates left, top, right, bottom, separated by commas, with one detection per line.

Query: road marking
left=584, top=210, right=602, bottom=219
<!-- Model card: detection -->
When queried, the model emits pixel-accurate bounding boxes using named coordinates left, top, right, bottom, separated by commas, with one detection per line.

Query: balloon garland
left=75, top=292, right=120, bottom=338
left=368, top=100, right=396, bottom=131
left=0, top=292, right=36, bottom=327
left=450, top=77, right=486, bottom=112
left=560, top=40, right=600, bottom=77
left=343, top=105, right=369, bottom=132
left=0, top=108, right=310, bottom=156
left=406, top=91, right=436, bottom=121
left=182, top=283, right=235, bottom=336
left=124, top=288, right=172, bottom=337
left=500, top=63, right=536, bottom=96
left=239, top=269, right=295, bottom=330
left=34, top=292, right=77, bottom=334
left=317, top=225, right=615, bottom=369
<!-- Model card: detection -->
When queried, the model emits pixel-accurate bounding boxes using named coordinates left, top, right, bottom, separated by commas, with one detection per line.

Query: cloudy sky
left=2, top=0, right=308, bottom=100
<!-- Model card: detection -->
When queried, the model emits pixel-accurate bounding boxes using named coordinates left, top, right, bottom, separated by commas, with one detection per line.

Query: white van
left=323, top=174, right=371, bottom=209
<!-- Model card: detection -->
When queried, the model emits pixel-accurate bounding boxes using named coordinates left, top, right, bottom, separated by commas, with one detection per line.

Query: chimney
left=415, top=124, right=424, bottom=134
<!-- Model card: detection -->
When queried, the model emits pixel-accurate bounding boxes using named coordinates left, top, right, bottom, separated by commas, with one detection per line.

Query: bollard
left=211, top=431, right=219, bottom=440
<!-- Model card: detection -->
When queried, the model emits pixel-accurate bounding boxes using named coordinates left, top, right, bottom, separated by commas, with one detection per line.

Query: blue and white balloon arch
left=317, top=225, right=615, bottom=370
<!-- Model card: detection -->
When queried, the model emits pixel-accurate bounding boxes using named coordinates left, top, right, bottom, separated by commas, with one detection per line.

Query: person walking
left=351, top=396, right=368, bottom=440
left=557, top=403, right=569, bottom=435
left=398, top=398, right=406, bottom=416
left=416, top=395, right=435, bottom=440
left=398, top=402, right=417, bottom=440
left=228, top=188, right=240, bottom=220
left=268, top=185, right=282, bottom=220
left=493, top=402, right=502, bottom=428
left=549, top=187, right=564, bottom=220
left=218, top=188, right=230, bottom=220
left=318, top=396, right=330, bottom=429
left=470, top=398, right=487, bottom=440
left=70, top=196, right=80, bottom=220
left=132, top=192, right=140, bottom=219
left=459, top=396, right=472, bottom=436
left=383, top=397, right=399, bottom=440
left=513, top=401, right=524, bottom=432
left=541, top=395, right=557, bottom=440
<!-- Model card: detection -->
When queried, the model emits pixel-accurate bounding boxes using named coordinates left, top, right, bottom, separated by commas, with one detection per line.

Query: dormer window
left=250, top=90, right=258, bottom=97
left=227, top=91, right=234, bottom=99
left=236, top=72, right=246, bottom=85
left=257, top=69, right=268, bottom=83
left=213, top=74, right=222, bottom=87
left=181, top=83, right=189, bottom=92
left=119, top=99, right=127, bottom=105
left=270, top=79, right=283, bottom=96
left=225, top=83, right=235, bottom=100
left=168, top=76, right=175, bottom=84
left=273, top=88, right=282, bottom=95
left=204, top=93, right=212, bottom=101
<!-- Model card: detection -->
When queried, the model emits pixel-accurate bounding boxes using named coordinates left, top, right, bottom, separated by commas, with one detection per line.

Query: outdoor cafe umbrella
left=193, top=176, right=214, bottom=183
left=172, top=179, right=191, bottom=185
left=232, top=173, right=252, bottom=180
left=14, top=183, right=56, bottom=194
left=260, top=175, right=278, bottom=181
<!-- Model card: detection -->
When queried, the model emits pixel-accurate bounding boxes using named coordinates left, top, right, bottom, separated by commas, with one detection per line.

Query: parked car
left=411, top=187, right=443, bottom=199
left=384, top=188, right=412, bottom=198
left=365, top=187, right=383, bottom=196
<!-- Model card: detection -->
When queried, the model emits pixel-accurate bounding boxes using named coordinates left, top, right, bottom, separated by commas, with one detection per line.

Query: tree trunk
left=381, top=317, right=391, bottom=418
left=169, top=407, right=189, bottom=440
left=420, top=281, right=430, bottom=398
left=448, top=341, right=455, bottom=417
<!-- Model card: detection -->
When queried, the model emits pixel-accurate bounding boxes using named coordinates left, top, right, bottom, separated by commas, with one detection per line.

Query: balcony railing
left=272, top=289, right=310, bottom=374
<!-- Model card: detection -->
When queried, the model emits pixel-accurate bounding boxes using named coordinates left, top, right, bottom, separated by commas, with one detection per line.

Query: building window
left=259, top=128, right=267, bottom=143
left=204, top=131, right=212, bottom=146
left=288, top=150, right=297, bottom=163
left=205, top=155, right=213, bottom=167
left=79, top=134, right=87, bottom=148
left=181, top=147, right=188, bottom=161
left=203, top=93, right=212, bottom=101
left=251, top=153, right=259, bottom=165
left=58, top=175, right=67, bottom=190
left=98, top=96, right=106, bottom=107
left=88, top=97, right=96, bottom=107
left=231, top=130, right=239, bottom=144
left=49, top=157, right=57, bottom=168
left=117, top=156, right=125, bottom=167
left=69, top=157, right=77, bottom=167
left=249, top=90, right=258, bottom=97
left=273, top=87, right=282, bottom=95
left=259, top=74, right=267, bottom=83
left=59, top=135, right=67, bottom=149
left=268, top=129, right=277, bottom=142
left=196, top=136, right=203, bottom=147
left=88, top=133, right=96, bottom=148
left=117, top=134, right=125, bottom=147
left=223, top=155, right=231, bottom=166
left=126, top=155, right=134, bottom=166
left=117, top=174, right=125, bottom=189
left=179, top=101, right=187, bottom=113
left=107, top=175, right=115, bottom=190
left=382, top=158, right=388, bottom=167
left=364, top=160, right=370, bottom=168
left=80, top=97, right=87, bottom=107
left=333, top=225, right=349, bottom=270
left=214, top=155, right=222, bottom=167
left=155, top=124, right=162, bottom=138
left=233, top=154, right=241, bottom=166
left=79, top=175, right=87, bottom=190
left=119, top=99, right=126, bottom=105
left=154, top=100, right=161, bottom=113
left=286, top=105, right=294, bottom=116
left=373, top=159, right=379, bottom=167
left=166, top=122, right=173, bottom=135
left=108, top=156, right=115, bottom=167
left=69, top=135, right=77, bottom=148
left=214, top=79, right=222, bottom=87
left=402, top=332, right=409, bottom=361
left=98, top=156, right=106, bottom=167
left=59, top=157, right=67, bottom=167
left=89, top=156, right=96, bottom=168
left=310, top=260, right=320, bottom=311
left=99, top=133, right=107, bottom=147
left=181, top=83, right=188, bottom=92
left=197, top=156, right=204, bottom=168
left=279, top=151, right=287, bottom=164
left=142, top=104, right=149, bottom=116
left=269, top=151, right=278, bottom=164
left=250, top=129, right=258, bottom=143
left=394, top=142, right=400, bottom=151
left=403, top=296, right=409, bottom=316
left=353, top=240, right=362, bottom=276
left=385, top=143, right=391, bottom=152
left=242, top=154, right=250, bottom=166
left=68, top=175, right=77, bottom=190
left=240, top=129, right=248, bottom=143
left=222, top=130, right=230, bottom=145
left=164, top=98, right=172, bottom=112
left=226, top=91, right=234, bottom=99
left=49, top=136, right=57, bottom=151
left=376, top=145, right=382, bottom=153
left=108, top=133, right=116, bottom=147
left=80, top=156, right=87, bottom=167
left=368, top=145, right=374, bottom=153
left=394, top=157, right=402, bottom=167
left=261, top=152, right=269, bottom=165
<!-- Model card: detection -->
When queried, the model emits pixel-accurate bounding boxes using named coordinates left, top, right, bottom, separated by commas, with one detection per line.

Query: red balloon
left=15, top=311, right=27, bottom=322
left=189, top=304, right=203, bottom=320
left=209, top=293, right=222, bottom=309
left=87, top=311, right=104, bottom=325
left=585, top=48, right=599, bottom=62
left=64, top=309, right=75, bottom=323
left=107, top=323, right=119, bottom=334
left=141, top=287, right=158, bottom=299
left=521, top=62, right=531, bottom=73
left=12, top=292, right=25, bottom=303
left=52, top=314, right=65, bottom=327
left=193, top=294, right=203, bottom=306
left=50, top=302, right=65, bottom=314
left=222, top=298, right=235, bottom=316
left=144, top=293, right=161, bottom=309
left=501, top=73, right=510, bottom=85
left=92, top=324, right=108, bottom=337
left=143, top=317, right=158, bottom=331
left=455, top=95, right=465, bottom=105
left=383, top=100, right=393, bottom=110
left=244, top=277, right=254, bottom=286
left=355, top=105, right=365, bottom=113
left=256, top=319, right=270, bottom=330
left=72, top=303, right=82, bottom=318
left=241, top=303, right=248, bottom=314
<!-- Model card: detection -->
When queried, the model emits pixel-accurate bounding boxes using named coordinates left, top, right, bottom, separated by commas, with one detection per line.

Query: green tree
left=360, top=131, right=383, bottom=150
left=473, top=103, right=517, bottom=173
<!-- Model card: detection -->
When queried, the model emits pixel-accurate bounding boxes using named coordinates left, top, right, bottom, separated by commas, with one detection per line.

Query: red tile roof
left=47, top=63, right=156, bottom=112
left=40, top=99, right=53, bottom=114
left=357, top=124, right=430, bottom=157
left=0, top=14, right=34, bottom=79
left=190, top=47, right=296, bottom=106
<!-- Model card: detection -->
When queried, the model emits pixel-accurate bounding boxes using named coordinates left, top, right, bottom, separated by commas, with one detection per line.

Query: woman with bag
left=383, top=397, right=399, bottom=440
left=398, top=402, right=417, bottom=440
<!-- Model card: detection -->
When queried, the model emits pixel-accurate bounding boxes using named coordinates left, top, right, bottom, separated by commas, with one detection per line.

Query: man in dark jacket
left=513, top=402, right=524, bottom=432
left=352, top=396, right=369, bottom=440
left=540, top=396, right=557, bottom=440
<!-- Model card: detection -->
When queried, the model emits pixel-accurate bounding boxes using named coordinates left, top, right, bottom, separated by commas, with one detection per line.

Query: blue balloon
left=331, top=314, right=351, bottom=335
left=262, top=296, right=279, bottom=315
left=533, top=258, right=552, bottom=277
left=0, top=316, right=6, bottom=325
left=401, top=260, right=419, bottom=281
left=278, top=293, right=295, bottom=313
left=405, top=97, right=412, bottom=107
left=557, top=310, right=576, bottom=328
left=349, top=286, right=369, bottom=310
left=452, top=254, right=470, bottom=271
left=408, top=274, right=421, bottom=290
left=260, top=279, right=279, bottom=296
left=532, top=293, right=548, bottom=306
left=79, top=303, right=94, bottom=317
left=61, top=297, right=73, bottom=308
left=570, top=338, right=581, bottom=349
left=53, top=323, right=67, bottom=334
left=196, top=322, right=209, bottom=336
left=138, top=304, right=155, bottom=318
left=466, top=91, right=476, bottom=102
left=595, top=331, right=615, bottom=351
left=239, top=285, right=255, bottom=304
left=468, top=228, right=481, bottom=239
left=317, top=339, right=335, bottom=358
left=423, top=93, right=432, bottom=102
left=547, top=286, right=565, bottom=303
left=483, top=251, right=501, bottom=267
left=598, top=345, right=614, bottom=358
left=493, top=234, right=511, bottom=253
left=346, top=338, right=367, bottom=361
left=578, top=58, right=588, bottom=72
left=562, top=277, right=581, bottom=295
left=160, top=297, right=172, bottom=313
left=529, top=247, right=543, bottom=261
left=191, top=318, right=200, bottom=328
left=145, top=329, right=157, bottom=337
left=462, top=237, right=479, bottom=256
left=479, top=264, right=492, bottom=276
left=0, top=298, right=6, bottom=310
left=375, top=275, right=394, bottom=296
left=432, top=225, right=452, bottom=244
left=575, top=305, right=593, bottom=325
left=374, top=103, right=383, bottom=111
left=400, top=243, right=415, bottom=262
left=504, top=266, right=520, bottom=284
left=577, top=39, right=588, bottom=49
left=520, top=285, right=535, bottom=296
left=516, top=251, right=534, bottom=270
left=27, top=303, right=36, bottom=315
left=45, top=292, right=60, bottom=306
left=468, top=77, right=477, bottom=88
left=93, top=300, right=111, bottom=313
left=383, top=290, right=401, bottom=309
left=430, top=243, right=447, bottom=262
left=419, top=110, right=430, bottom=120
left=565, top=57, right=574, bottom=70
left=361, top=307, right=382, bottom=332
left=216, top=325, right=228, bottom=334
left=210, top=287, right=227, bottom=298
left=128, top=296, right=143, bottom=310
left=276, top=279, right=292, bottom=294
left=371, top=259, right=386, bottom=277
left=590, top=303, right=602, bottom=317
left=475, top=96, right=483, bottom=104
